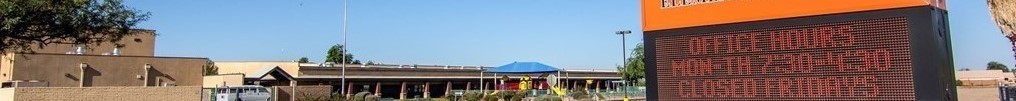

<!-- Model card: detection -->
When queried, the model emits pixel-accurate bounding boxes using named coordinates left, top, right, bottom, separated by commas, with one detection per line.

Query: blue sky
left=127, top=0, right=1012, bottom=70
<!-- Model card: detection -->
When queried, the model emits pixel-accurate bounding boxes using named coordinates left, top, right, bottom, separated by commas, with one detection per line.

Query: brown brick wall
left=11, top=87, right=202, bottom=101
left=274, top=86, right=333, bottom=101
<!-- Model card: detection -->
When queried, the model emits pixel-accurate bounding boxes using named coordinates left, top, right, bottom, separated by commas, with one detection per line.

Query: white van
left=214, top=85, right=272, bottom=101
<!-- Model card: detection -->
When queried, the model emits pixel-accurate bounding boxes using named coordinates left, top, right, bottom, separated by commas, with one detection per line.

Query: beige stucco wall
left=0, top=54, right=14, bottom=82
left=9, top=87, right=201, bottom=101
left=0, top=88, right=13, bottom=101
left=216, top=61, right=301, bottom=77
left=7, top=53, right=208, bottom=87
left=22, top=30, right=156, bottom=56
left=202, top=74, right=245, bottom=88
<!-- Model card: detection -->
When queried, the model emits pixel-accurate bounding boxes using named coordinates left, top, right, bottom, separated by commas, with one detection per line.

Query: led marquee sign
left=643, top=1, right=954, bottom=101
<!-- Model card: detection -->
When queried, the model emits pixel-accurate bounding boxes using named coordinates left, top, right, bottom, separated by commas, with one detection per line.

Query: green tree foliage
left=299, top=57, right=310, bottom=63
left=988, top=61, right=1011, bottom=72
left=326, top=44, right=358, bottom=64
left=203, top=61, right=218, bottom=75
left=0, top=0, right=150, bottom=53
left=616, top=43, right=645, bottom=83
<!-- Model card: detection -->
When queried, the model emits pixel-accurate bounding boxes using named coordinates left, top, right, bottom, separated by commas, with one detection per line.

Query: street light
left=615, top=30, right=631, bottom=99
left=341, top=0, right=349, bottom=95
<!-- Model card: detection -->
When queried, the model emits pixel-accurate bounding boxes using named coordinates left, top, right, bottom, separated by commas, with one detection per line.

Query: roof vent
left=111, top=47, right=121, bottom=56
left=323, top=62, right=336, bottom=67
left=74, top=46, right=86, bottom=54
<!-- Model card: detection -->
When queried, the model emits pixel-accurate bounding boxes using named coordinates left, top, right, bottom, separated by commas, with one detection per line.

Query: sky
left=126, top=0, right=1013, bottom=70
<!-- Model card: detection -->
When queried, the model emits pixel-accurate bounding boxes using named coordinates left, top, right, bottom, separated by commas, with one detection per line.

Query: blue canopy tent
left=480, top=62, right=562, bottom=93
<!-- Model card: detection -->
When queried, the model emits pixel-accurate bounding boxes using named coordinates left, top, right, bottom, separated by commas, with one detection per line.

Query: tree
left=989, top=0, right=1016, bottom=65
left=988, top=61, right=1011, bottom=72
left=325, top=44, right=357, bottom=64
left=298, top=57, right=310, bottom=63
left=959, top=68, right=971, bottom=71
left=365, top=60, right=378, bottom=65
left=203, top=61, right=218, bottom=75
left=0, top=0, right=150, bottom=53
left=616, top=43, right=645, bottom=85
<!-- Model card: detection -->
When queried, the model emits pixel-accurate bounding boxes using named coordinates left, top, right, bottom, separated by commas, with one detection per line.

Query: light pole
left=341, top=0, right=349, bottom=95
left=615, top=30, right=631, bottom=99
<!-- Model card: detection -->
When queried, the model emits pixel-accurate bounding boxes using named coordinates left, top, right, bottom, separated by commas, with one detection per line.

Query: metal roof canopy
left=483, top=62, right=560, bottom=74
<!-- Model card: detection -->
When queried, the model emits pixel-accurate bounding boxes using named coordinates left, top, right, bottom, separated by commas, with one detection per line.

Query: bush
left=568, top=89, right=591, bottom=100
left=460, top=91, right=483, bottom=101
left=365, top=95, right=380, bottom=101
left=483, top=94, right=501, bottom=101
left=351, top=92, right=371, bottom=101
left=595, top=93, right=606, bottom=100
left=510, top=90, right=529, bottom=101
left=299, top=92, right=329, bottom=101
left=330, top=93, right=347, bottom=101
left=534, top=95, right=562, bottom=101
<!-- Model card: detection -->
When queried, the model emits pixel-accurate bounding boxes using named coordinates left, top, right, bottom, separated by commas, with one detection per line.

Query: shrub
left=350, top=92, right=371, bottom=101
left=534, top=95, right=563, bottom=101
left=510, top=90, right=529, bottom=101
left=483, top=94, right=501, bottom=101
left=596, top=93, right=606, bottom=100
left=299, top=92, right=328, bottom=101
left=568, top=89, right=591, bottom=100
left=365, top=95, right=380, bottom=101
left=491, top=90, right=515, bottom=100
left=460, top=91, right=483, bottom=101
left=329, top=93, right=347, bottom=101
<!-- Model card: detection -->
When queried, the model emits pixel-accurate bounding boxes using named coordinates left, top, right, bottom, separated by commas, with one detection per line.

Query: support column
left=79, top=63, right=88, bottom=87
left=572, top=80, right=578, bottom=90
left=375, top=82, right=381, bottom=96
left=400, top=81, right=407, bottom=100
left=347, top=82, right=355, bottom=97
left=143, top=64, right=151, bottom=87
left=424, top=82, right=431, bottom=98
left=290, top=81, right=298, bottom=101
left=596, top=80, right=601, bottom=93
left=483, top=82, right=490, bottom=93
left=466, top=82, right=472, bottom=92
left=445, top=81, right=452, bottom=96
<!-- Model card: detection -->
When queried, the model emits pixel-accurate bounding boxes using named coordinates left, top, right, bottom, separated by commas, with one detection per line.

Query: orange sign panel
left=642, top=0, right=946, bottom=31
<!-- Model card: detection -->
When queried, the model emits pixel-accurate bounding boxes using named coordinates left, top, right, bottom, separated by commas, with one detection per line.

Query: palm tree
left=989, top=0, right=1016, bottom=62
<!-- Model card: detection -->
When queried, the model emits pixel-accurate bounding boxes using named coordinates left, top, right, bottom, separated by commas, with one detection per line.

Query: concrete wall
left=8, top=87, right=201, bottom=101
left=7, top=54, right=209, bottom=87
left=216, top=61, right=301, bottom=77
left=202, top=74, right=245, bottom=88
